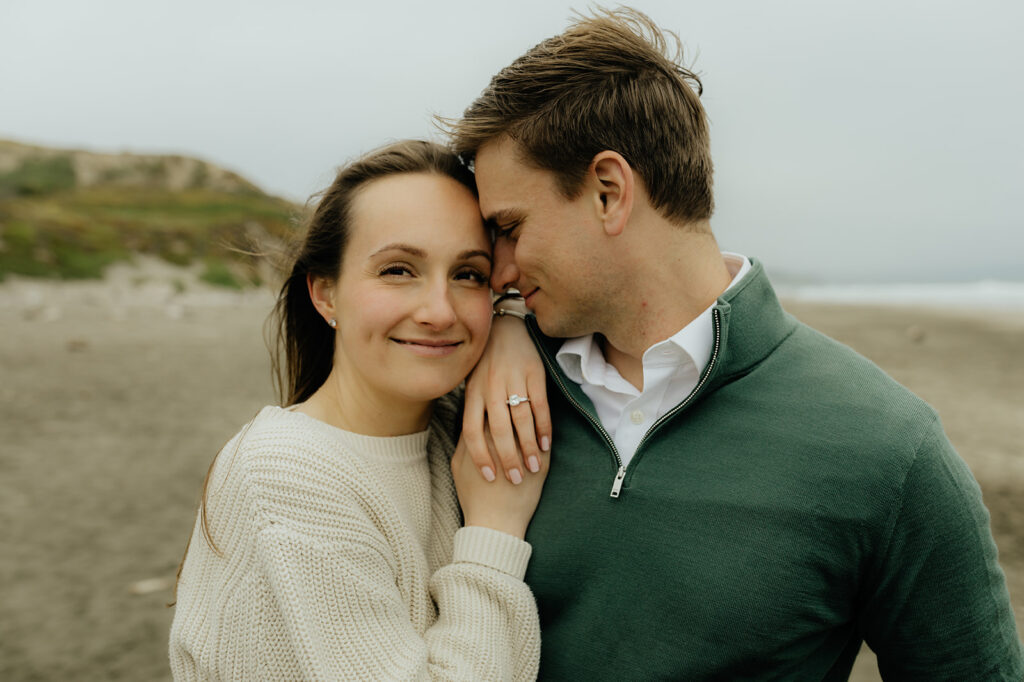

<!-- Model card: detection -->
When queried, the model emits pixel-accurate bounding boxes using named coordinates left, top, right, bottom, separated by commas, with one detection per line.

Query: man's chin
left=534, top=312, right=585, bottom=340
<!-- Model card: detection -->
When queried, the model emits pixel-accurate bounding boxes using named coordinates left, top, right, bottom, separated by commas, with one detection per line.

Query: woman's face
left=329, top=172, right=492, bottom=407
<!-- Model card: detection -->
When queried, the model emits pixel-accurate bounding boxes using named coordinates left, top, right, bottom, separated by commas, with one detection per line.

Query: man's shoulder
left=777, top=318, right=934, bottom=414
left=727, top=317, right=945, bottom=466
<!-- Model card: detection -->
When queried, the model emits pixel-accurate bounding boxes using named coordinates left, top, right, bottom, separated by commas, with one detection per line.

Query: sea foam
left=777, top=280, right=1024, bottom=311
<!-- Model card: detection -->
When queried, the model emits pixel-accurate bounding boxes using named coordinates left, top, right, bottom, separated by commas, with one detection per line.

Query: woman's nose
left=413, top=280, right=458, bottom=329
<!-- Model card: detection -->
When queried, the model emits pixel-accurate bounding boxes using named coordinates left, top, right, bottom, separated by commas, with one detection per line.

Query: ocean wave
left=776, top=280, right=1024, bottom=310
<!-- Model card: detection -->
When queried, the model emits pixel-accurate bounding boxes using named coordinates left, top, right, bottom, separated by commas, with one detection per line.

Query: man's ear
left=307, top=273, right=337, bottom=326
left=589, top=151, right=633, bottom=237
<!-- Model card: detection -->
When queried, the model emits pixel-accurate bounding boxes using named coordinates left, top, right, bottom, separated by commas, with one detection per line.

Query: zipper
left=525, top=308, right=723, bottom=499
left=610, top=466, right=627, bottom=498
left=633, top=308, right=724, bottom=457
left=524, top=323, right=625, bottom=494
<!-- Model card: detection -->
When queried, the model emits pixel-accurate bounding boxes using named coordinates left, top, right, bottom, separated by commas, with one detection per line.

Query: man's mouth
left=522, top=288, right=540, bottom=307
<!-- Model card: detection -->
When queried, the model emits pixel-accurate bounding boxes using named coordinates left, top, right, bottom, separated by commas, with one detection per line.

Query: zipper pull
left=610, top=466, right=626, bottom=498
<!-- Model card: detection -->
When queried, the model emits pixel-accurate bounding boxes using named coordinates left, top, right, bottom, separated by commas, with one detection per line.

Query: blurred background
left=1, top=1, right=1021, bottom=680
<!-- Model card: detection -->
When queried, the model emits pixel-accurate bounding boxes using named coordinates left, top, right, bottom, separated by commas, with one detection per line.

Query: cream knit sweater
left=170, top=395, right=541, bottom=681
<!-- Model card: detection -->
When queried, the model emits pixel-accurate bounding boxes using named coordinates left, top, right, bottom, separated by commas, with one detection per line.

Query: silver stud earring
left=328, top=318, right=337, bottom=328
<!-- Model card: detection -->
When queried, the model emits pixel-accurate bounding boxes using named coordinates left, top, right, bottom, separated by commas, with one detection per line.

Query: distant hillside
left=0, top=139, right=301, bottom=286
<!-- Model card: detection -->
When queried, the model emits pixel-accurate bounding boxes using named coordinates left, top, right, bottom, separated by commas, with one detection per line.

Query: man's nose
left=489, top=238, right=520, bottom=292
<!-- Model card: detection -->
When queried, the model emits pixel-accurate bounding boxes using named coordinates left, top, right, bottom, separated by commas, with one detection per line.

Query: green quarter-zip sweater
left=523, top=260, right=1023, bottom=680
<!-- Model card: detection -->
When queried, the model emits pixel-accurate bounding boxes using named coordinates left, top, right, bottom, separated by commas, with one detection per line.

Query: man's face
left=474, top=137, right=608, bottom=338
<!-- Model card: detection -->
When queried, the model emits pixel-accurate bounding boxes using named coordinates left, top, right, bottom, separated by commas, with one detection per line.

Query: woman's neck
left=296, top=370, right=433, bottom=437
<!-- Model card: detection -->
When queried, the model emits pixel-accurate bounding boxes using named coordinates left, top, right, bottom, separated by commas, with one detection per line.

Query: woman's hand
left=463, top=315, right=552, bottom=484
left=451, top=434, right=548, bottom=539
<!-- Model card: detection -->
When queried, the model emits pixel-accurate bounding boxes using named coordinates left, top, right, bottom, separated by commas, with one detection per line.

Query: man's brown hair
left=447, top=6, right=713, bottom=225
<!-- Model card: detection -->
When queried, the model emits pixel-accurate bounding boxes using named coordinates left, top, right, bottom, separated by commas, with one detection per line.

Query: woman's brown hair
left=173, top=140, right=475, bottom=601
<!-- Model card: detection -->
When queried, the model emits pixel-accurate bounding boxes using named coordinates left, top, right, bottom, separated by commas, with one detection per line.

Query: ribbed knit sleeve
left=253, top=523, right=539, bottom=681
left=424, top=527, right=537, bottom=679
left=170, top=405, right=541, bottom=681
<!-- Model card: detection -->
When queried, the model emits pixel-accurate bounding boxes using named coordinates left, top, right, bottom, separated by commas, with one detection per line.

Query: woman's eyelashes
left=379, top=263, right=414, bottom=278
left=454, top=267, right=489, bottom=285
left=377, top=262, right=489, bottom=285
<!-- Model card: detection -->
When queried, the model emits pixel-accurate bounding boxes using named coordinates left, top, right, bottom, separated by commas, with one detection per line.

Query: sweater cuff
left=453, top=526, right=532, bottom=579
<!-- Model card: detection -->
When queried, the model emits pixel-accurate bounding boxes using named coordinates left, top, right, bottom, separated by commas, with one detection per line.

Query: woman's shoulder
left=238, top=405, right=349, bottom=455
left=236, top=391, right=463, bottom=465
left=212, top=407, right=341, bottom=475
left=210, top=407, right=373, bottom=525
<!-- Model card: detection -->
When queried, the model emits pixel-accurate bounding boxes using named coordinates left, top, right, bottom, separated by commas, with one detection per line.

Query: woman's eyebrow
left=459, top=249, right=492, bottom=262
left=371, top=244, right=491, bottom=263
left=370, top=243, right=425, bottom=258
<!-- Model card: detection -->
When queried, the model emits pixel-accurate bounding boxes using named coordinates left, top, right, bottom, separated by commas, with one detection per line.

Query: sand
left=1, top=275, right=1021, bottom=681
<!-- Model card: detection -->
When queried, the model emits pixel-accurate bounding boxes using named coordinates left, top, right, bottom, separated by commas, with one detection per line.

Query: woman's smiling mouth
left=391, top=338, right=463, bottom=357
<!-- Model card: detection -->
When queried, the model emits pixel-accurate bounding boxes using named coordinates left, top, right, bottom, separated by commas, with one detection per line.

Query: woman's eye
left=455, top=269, right=488, bottom=284
left=380, top=265, right=412, bottom=277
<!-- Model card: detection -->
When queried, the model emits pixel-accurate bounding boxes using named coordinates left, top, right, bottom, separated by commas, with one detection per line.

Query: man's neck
left=598, top=336, right=646, bottom=390
left=598, top=247, right=733, bottom=391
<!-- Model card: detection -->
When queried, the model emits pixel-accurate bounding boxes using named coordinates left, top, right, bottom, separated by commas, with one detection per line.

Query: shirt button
left=630, top=409, right=644, bottom=424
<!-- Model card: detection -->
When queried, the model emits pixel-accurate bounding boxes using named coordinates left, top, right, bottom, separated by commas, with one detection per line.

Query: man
left=450, top=7, right=1023, bottom=680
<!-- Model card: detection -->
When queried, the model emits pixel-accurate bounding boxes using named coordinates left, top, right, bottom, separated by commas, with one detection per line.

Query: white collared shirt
left=555, top=253, right=751, bottom=467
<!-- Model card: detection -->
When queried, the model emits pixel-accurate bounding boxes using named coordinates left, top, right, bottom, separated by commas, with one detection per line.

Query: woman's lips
left=391, top=338, right=462, bottom=357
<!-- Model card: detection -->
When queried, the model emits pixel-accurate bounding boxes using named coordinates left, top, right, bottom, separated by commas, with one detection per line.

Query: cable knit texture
left=170, top=393, right=540, bottom=681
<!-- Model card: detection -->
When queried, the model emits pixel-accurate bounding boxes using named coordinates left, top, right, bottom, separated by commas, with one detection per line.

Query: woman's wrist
left=453, top=526, right=532, bottom=578
left=463, top=517, right=528, bottom=540
left=492, top=290, right=528, bottom=320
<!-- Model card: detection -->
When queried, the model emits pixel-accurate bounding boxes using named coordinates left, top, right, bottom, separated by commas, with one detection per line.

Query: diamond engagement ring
left=506, top=394, right=530, bottom=407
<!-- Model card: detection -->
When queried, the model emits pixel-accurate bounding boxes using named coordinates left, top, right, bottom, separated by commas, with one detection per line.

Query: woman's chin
left=393, top=373, right=469, bottom=405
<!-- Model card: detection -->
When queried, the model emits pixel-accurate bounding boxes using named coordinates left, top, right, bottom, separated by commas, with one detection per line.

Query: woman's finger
left=462, top=379, right=497, bottom=482
left=525, top=369, right=552, bottom=456
left=486, top=382, right=525, bottom=484
left=507, top=391, right=541, bottom=475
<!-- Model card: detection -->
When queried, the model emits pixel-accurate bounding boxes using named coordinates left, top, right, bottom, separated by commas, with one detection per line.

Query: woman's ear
left=307, top=273, right=337, bottom=327
left=589, top=151, right=634, bottom=237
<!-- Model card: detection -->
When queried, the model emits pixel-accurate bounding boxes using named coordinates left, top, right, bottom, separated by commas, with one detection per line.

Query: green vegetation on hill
left=0, top=154, right=77, bottom=196
left=0, top=141, right=301, bottom=286
left=0, top=188, right=298, bottom=285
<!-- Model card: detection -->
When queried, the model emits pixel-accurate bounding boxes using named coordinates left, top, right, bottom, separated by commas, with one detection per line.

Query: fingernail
left=527, top=456, right=540, bottom=473
left=509, top=469, right=523, bottom=485
left=482, top=466, right=496, bottom=482
left=541, top=436, right=550, bottom=452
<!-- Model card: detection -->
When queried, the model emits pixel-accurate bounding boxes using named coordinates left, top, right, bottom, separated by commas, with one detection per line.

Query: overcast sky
left=1, top=0, right=1021, bottom=282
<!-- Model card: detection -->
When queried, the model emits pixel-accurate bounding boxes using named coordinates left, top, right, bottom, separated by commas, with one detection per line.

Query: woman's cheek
left=462, top=290, right=496, bottom=357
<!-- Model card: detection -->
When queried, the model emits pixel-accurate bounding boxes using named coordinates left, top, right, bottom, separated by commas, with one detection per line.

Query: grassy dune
left=0, top=140, right=300, bottom=287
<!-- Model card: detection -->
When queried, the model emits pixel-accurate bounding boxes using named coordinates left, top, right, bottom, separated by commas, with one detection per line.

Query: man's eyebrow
left=370, top=243, right=426, bottom=258
left=484, top=208, right=522, bottom=226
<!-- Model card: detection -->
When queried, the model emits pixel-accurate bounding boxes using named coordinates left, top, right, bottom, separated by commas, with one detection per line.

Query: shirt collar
left=555, top=334, right=603, bottom=386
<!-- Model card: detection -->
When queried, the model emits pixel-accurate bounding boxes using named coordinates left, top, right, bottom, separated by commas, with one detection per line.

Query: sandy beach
left=1, top=272, right=1021, bottom=681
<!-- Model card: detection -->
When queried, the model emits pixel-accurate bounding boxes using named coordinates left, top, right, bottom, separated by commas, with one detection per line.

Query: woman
left=170, top=140, right=547, bottom=680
